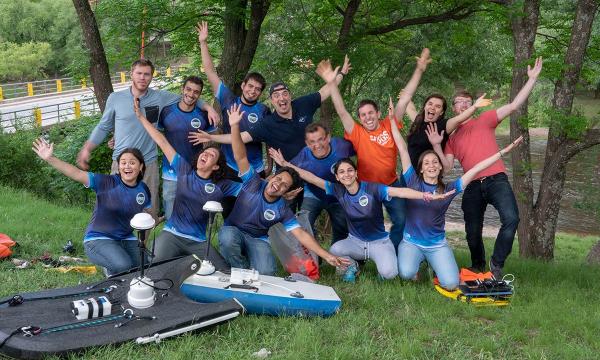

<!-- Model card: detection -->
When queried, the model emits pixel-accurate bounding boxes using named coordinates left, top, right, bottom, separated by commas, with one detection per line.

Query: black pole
left=205, top=212, right=215, bottom=260
left=138, top=230, right=147, bottom=278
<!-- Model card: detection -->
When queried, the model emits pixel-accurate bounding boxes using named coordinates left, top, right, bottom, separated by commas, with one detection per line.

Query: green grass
left=1, top=185, right=600, bottom=359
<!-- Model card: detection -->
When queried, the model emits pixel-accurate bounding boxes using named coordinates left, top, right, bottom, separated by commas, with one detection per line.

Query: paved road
left=0, top=84, right=132, bottom=132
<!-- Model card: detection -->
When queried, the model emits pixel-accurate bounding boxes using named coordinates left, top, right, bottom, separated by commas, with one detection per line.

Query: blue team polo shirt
left=402, top=166, right=462, bottom=248
left=248, top=92, right=321, bottom=160
left=217, top=82, right=270, bottom=172
left=158, top=103, right=215, bottom=181
left=163, top=154, right=241, bottom=242
left=224, top=167, right=300, bottom=240
left=325, top=181, right=390, bottom=242
left=290, top=137, right=355, bottom=202
left=84, top=173, right=151, bottom=241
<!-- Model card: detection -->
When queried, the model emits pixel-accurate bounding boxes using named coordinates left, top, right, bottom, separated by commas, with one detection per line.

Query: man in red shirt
left=443, top=57, right=543, bottom=278
left=316, top=49, right=431, bottom=251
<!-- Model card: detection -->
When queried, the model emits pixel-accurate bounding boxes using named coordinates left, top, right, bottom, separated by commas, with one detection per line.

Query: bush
left=0, top=115, right=113, bottom=207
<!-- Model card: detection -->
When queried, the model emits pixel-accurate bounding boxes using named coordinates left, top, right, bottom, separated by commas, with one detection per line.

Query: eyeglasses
left=453, top=99, right=472, bottom=106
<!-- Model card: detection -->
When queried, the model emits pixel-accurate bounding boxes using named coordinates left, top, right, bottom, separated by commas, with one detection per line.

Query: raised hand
left=423, top=189, right=456, bottom=202
left=32, top=137, right=54, bottom=161
left=133, top=97, right=142, bottom=119
left=188, top=130, right=212, bottom=145
left=196, top=21, right=208, bottom=43
left=499, top=135, right=524, bottom=156
left=387, top=96, right=396, bottom=121
left=206, top=106, right=221, bottom=126
left=474, top=93, right=492, bottom=108
left=227, top=103, right=245, bottom=127
left=425, top=122, right=444, bottom=147
left=268, top=148, right=286, bottom=167
left=527, top=57, right=543, bottom=80
left=341, top=54, right=352, bottom=75
left=282, top=187, right=303, bottom=201
left=415, top=48, right=432, bottom=72
left=316, top=59, right=339, bottom=84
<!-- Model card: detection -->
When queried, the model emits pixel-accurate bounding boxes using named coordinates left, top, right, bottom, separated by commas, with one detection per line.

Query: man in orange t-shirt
left=316, top=50, right=431, bottom=250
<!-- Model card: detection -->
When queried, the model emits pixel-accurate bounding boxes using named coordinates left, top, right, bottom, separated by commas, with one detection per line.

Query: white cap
left=130, top=213, right=156, bottom=230
left=202, top=201, right=223, bottom=213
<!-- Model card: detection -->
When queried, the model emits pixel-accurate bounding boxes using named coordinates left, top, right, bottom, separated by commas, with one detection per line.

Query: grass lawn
left=1, top=185, right=599, bottom=359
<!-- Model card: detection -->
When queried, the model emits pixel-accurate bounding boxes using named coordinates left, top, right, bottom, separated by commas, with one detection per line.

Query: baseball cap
left=269, top=81, right=289, bottom=96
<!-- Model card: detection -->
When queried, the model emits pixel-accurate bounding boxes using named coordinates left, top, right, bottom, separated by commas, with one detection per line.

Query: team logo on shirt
left=247, top=113, right=259, bottom=123
left=358, top=195, right=369, bottom=207
left=369, top=130, right=391, bottom=146
left=190, top=118, right=202, bottom=129
left=204, top=183, right=216, bottom=194
left=298, top=116, right=307, bottom=123
left=136, top=193, right=146, bottom=205
left=263, top=209, right=276, bottom=221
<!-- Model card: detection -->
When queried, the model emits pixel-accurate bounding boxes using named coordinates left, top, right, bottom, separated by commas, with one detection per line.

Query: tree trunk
left=528, top=0, right=598, bottom=259
left=586, top=240, right=600, bottom=265
left=218, top=0, right=271, bottom=94
left=72, top=0, right=113, bottom=112
left=508, top=0, right=540, bottom=258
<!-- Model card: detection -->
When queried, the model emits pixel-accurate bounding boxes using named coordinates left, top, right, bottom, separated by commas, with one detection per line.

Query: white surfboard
left=181, top=268, right=342, bottom=317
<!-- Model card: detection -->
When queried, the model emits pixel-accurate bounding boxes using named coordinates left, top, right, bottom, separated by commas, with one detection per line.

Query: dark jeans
left=384, top=178, right=407, bottom=251
left=300, top=196, right=348, bottom=244
left=461, top=172, right=519, bottom=269
left=153, top=230, right=230, bottom=272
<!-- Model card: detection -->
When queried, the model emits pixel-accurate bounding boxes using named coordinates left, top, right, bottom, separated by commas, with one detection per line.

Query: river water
left=443, top=134, right=600, bottom=236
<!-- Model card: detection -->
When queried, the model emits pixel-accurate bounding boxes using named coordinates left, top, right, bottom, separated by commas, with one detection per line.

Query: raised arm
left=290, top=227, right=350, bottom=267
left=394, top=48, right=431, bottom=120
left=33, top=138, right=89, bottom=186
left=317, top=55, right=350, bottom=102
left=445, top=94, right=492, bottom=134
left=316, top=59, right=355, bottom=133
left=268, top=148, right=326, bottom=190
left=188, top=130, right=253, bottom=145
left=496, top=57, right=542, bottom=121
left=461, top=136, right=523, bottom=187
left=388, top=97, right=412, bottom=173
left=405, top=99, right=418, bottom=122
left=388, top=186, right=455, bottom=201
left=134, top=98, right=176, bottom=163
left=425, top=122, right=453, bottom=173
left=228, top=103, right=250, bottom=174
left=196, top=21, right=221, bottom=95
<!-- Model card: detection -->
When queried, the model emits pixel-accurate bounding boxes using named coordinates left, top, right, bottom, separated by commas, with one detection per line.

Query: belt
left=477, top=173, right=506, bottom=182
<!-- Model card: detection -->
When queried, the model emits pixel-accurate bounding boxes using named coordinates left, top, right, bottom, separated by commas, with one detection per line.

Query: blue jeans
left=162, top=178, right=177, bottom=221
left=461, top=173, right=519, bottom=269
left=384, top=178, right=406, bottom=251
left=301, top=196, right=348, bottom=244
left=84, top=239, right=141, bottom=276
left=218, top=226, right=277, bottom=275
left=397, top=240, right=459, bottom=290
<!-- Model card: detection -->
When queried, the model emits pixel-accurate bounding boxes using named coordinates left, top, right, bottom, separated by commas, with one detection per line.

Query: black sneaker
left=467, top=265, right=485, bottom=273
left=489, top=259, right=503, bottom=279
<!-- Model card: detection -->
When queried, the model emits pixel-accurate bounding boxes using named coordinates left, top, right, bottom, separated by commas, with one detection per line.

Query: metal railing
left=0, top=66, right=181, bottom=101
left=0, top=97, right=100, bottom=133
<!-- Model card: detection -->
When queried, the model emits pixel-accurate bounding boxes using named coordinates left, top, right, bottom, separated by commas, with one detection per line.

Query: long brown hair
left=408, top=94, right=447, bottom=137
left=416, top=150, right=445, bottom=194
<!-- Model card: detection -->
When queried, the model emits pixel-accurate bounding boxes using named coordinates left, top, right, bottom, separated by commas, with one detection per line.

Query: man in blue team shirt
left=77, top=59, right=219, bottom=218
left=158, top=75, right=217, bottom=220
left=269, top=123, right=355, bottom=244
left=218, top=103, right=348, bottom=275
left=197, top=21, right=271, bottom=178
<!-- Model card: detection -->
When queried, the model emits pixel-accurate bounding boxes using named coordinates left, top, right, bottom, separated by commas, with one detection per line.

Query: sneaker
left=467, top=265, right=485, bottom=274
left=342, top=265, right=358, bottom=283
left=489, top=259, right=503, bottom=279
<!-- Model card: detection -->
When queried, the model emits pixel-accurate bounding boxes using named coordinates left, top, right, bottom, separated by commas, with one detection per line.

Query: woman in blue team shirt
left=32, top=138, right=151, bottom=275
left=270, top=151, right=453, bottom=280
left=134, top=98, right=240, bottom=270
left=389, top=99, right=523, bottom=289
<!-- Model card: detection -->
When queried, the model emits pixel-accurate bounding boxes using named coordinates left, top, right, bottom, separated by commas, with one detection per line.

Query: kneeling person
left=219, top=104, right=348, bottom=275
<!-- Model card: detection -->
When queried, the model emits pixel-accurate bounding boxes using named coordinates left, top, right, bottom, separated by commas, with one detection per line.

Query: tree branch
left=565, top=128, right=600, bottom=160
left=364, top=5, right=480, bottom=35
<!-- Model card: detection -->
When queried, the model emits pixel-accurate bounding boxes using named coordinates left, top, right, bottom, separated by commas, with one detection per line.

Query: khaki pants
left=111, top=160, right=159, bottom=219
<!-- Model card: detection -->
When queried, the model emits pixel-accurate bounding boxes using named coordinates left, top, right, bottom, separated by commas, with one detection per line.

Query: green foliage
left=0, top=42, right=53, bottom=81
left=0, top=0, right=85, bottom=81
left=0, top=116, right=112, bottom=207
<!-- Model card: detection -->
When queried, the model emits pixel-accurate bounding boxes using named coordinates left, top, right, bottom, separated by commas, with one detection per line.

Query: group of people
left=33, top=21, right=543, bottom=289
